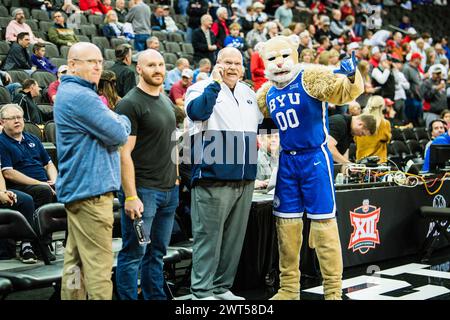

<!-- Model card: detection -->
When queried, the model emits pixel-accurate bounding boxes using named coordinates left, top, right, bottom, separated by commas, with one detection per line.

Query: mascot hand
left=333, top=51, right=358, bottom=77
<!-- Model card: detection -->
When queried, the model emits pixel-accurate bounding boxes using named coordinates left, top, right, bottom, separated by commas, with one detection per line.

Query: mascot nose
left=277, top=62, right=284, bottom=68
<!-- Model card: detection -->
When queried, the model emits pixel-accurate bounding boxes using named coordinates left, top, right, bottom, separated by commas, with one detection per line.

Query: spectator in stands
left=170, top=68, right=193, bottom=108
left=31, top=43, right=58, bottom=75
left=2, top=32, right=34, bottom=73
left=316, top=35, right=331, bottom=55
left=102, top=10, right=127, bottom=41
left=421, top=65, right=448, bottom=128
left=12, top=79, right=43, bottom=124
left=399, top=15, right=412, bottom=31
left=192, top=14, right=217, bottom=64
left=245, top=17, right=266, bottom=49
left=48, top=11, right=79, bottom=48
left=330, top=9, right=345, bottom=39
left=102, top=0, right=113, bottom=12
left=441, top=109, right=450, bottom=127
left=211, top=7, right=230, bottom=49
left=275, top=0, right=295, bottom=28
left=403, top=52, right=424, bottom=126
left=114, top=0, right=128, bottom=23
left=150, top=5, right=167, bottom=32
left=315, top=15, right=332, bottom=42
left=297, top=30, right=311, bottom=55
left=48, top=65, right=68, bottom=105
left=59, top=0, right=81, bottom=14
left=0, top=71, right=21, bottom=100
left=21, top=0, right=53, bottom=11
left=250, top=49, right=267, bottom=90
left=255, top=133, right=279, bottom=189
left=56, top=42, right=131, bottom=300
left=164, top=58, right=190, bottom=92
left=355, top=96, right=392, bottom=163
left=0, top=159, right=37, bottom=263
left=0, top=103, right=57, bottom=213
left=193, top=58, right=211, bottom=83
left=186, top=0, right=209, bottom=43
left=392, top=55, right=410, bottom=121
left=196, top=72, right=209, bottom=81
left=79, top=0, right=109, bottom=15
left=348, top=101, right=361, bottom=116
left=110, top=44, right=136, bottom=98
left=371, top=54, right=396, bottom=101
left=369, top=46, right=382, bottom=69
left=5, top=9, right=45, bottom=44
left=162, top=6, right=180, bottom=33
left=98, top=70, right=120, bottom=110
left=126, top=0, right=152, bottom=52
left=115, top=49, right=178, bottom=300
left=146, top=36, right=160, bottom=51
left=224, top=23, right=246, bottom=53
left=424, top=119, right=446, bottom=154
left=264, top=21, right=280, bottom=40
left=328, top=114, right=377, bottom=164
left=422, top=120, right=450, bottom=172
left=185, top=47, right=263, bottom=300
left=299, top=48, right=315, bottom=63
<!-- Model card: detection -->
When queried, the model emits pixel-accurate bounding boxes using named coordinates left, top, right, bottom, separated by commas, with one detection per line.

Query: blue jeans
left=134, top=34, right=150, bottom=52
left=116, top=185, right=179, bottom=300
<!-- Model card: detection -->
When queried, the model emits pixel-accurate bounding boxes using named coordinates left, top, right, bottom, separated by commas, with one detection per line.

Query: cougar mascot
left=256, top=35, right=364, bottom=300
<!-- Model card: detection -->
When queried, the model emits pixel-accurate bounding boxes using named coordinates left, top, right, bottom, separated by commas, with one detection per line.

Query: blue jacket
left=54, top=75, right=131, bottom=203
left=31, top=55, right=58, bottom=75
left=185, top=78, right=263, bottom=184
left=422, top=133, right=450, bottom=172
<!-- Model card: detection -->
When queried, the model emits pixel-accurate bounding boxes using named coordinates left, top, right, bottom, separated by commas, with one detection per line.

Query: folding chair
left=419, top=206, right=450, bottom=262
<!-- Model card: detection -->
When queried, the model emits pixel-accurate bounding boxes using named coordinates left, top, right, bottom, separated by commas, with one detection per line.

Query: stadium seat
left=76, top=35, right=90, bottom=43
left=163, top=52, right=178, bottom=65
left=166, top=63, right=174, bottom=71
left=39, top=21, right=53, bottom=34
left=88, top=14, right=104, bottom=26
left=50, top=57, right=67, bottom=68
left=419, top=138, right=429, bottom=151
left=25, top=19, right=38, bottom=32
left=167, top=32, right=184, bottom=43
left=0, top=5, right=8, bottom=17
left=31, top=9, right=50, bottom=21
left=80, top=25, right=97, bottom=38
left=165, top=41, right=182, bottom=54
left=0, top=17, right=10, bottom=29
left=104, top=48, right=115, bottom=61
left=391, top=128, right=404, bottom=141
left=59, top=46, right=70, bottom=59
left=402, top=128, right=416, bottom=141
left=110, top=37, right=127, bottom=49
left=0, top=86, right=11, bottom=104
left=405, top=139, right=423, bottom=159
left=152, top=30, right=167, bottom=42
left=7, top=70, right=30, bottom=84
left=414, top=127, right=430, bottom=140
left=181, top=43, right=194, bottom=55
left=32, top=70, right=57, bottom=88
left=0, top=41, right=9, bottom=56
left=92, top=36, right=111, bottom=53
left=104, top=60, right=115, bottom=69
left=24, top=121, right=43, bottom=140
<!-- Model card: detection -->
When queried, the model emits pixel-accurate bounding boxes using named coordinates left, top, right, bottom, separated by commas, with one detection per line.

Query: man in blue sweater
left=422, top=124, right=450, bottom=172
left=54, top=42, right=131, bottom=300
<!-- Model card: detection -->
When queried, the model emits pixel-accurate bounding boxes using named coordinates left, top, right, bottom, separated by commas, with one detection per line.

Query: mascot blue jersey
left=266, top=71, right=329, bottom=151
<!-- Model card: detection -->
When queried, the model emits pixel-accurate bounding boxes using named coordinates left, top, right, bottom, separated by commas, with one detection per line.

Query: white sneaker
left=55, top=241, right=65, bottom=255
left=214, top=291, right=246, bottom=300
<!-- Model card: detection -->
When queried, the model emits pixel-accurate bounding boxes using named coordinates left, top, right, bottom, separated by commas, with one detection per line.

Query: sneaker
left=54, top=241, right=65, bottom=256
left=20, top=246, right=37, bottom=264
left=214, top=291, right=246, bottom=300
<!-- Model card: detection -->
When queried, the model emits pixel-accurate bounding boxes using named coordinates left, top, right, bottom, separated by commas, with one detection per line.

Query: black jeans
left=9, top=184, right=55, bottom=209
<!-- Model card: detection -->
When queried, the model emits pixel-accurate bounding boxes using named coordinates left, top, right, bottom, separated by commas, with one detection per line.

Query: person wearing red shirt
left=340, top=0, right=354, bottom=19
left=250, top=50, right=267, bottom=91
left=169, top=68, right=193, bottom=108
left=79, top=0, right=109, bottom=15
left=47, top=65, right=68, bottom=105
left=211, top=7, right=230, bottom=49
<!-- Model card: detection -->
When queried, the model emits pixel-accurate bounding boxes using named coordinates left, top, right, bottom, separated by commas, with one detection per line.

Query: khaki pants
left=61, top=192, right=114, bottom=300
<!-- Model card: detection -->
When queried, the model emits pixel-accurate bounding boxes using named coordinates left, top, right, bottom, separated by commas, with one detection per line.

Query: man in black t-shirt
left=328, top=114, right=376, bottom=164
left=115, top=49, right=179, bottom=300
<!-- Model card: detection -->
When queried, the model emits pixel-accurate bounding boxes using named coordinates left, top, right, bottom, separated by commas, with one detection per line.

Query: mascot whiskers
left=256, top=35, right=364, bottom=300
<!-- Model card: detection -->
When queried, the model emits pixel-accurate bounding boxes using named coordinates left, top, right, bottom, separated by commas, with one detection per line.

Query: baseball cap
left=255, top=16, right=267, bottom=24
left=182, top=68, right=193, bottom=78
left=410, top=52, right=422, bottom=61
left=407, top=27, right=417, bottom=35
left=12, top=8, right=23, bottom=17
left=429, top=64, right=443, bottom=74
left=321, top=16, right=330, bottom=25
left=384, top=98, right=394, bottom=106
left=371, top=46, right=380, bottom=55
left=347, top=42, right=360, bottom=51
left=253, top=2, right=265, bottom=9
left=58, top=65, right=68, bottom=73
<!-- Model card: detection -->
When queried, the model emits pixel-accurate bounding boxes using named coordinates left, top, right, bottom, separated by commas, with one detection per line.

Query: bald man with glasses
left=48, top=10, right=79, bottom=47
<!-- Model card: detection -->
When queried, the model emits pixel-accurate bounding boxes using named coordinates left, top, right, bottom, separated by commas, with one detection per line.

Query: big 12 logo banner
left=348, top=199, right=381, bottom=254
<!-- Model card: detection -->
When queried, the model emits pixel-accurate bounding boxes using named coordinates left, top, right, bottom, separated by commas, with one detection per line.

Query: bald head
left=216, top=47, right=243, bottom=88
left=217, top=47, right=242, bottom=63
left=68, top=42, right=103, bottom=85
left=137, top=49, right=163, bottom=66
left=136, top=49, right=166, bottom=88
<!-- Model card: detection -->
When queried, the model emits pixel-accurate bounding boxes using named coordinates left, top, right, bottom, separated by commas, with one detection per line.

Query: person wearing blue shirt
left=164, top=58, right=190, bottom=91
left=422, top=125, right=450, bottom=172
left=31, top=43, right=58, bottom=75
left=55, top=42, right=131, bottom=300
left=223, top=22, right=246, bottom=53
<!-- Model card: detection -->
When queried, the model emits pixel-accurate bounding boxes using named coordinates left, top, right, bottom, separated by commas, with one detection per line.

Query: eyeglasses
left=54, top=15, right=63, bottom=18
left=2, top=115, right=23, bottom=121
left=72, top=58, right=104, bottom=66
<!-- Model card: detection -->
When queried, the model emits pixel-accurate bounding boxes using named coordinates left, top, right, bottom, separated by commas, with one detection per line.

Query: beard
left=142, top=72, right=164, bottom=86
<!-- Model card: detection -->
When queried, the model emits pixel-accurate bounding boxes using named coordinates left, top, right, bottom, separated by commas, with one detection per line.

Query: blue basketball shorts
left=273, top=146, right=336, bottom=220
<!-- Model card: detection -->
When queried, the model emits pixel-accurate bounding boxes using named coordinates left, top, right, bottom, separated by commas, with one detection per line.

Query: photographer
left=371, top=54, right=396, bottom=101
left=420, top=65, right=447, bottom=128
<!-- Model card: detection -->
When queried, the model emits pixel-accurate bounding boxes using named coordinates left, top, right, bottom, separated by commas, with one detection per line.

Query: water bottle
left=335, top=173, right=344, bottom=185
left=134, top=218, right=151, bottom=246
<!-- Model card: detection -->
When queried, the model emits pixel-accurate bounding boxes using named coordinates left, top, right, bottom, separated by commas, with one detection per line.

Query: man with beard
left=5, top=8, right=45, bottom=44
left=115, top=49, right=179, bottom=300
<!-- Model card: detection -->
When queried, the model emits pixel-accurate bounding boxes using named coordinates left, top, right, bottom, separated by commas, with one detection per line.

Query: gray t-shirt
left=115, top=88, right=177, bottom=190
left=126, top=2, right=151, bottom=35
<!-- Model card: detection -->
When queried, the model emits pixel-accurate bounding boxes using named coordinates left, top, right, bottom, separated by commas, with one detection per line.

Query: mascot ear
left=287, top=35, right=300, bottom=48
left=255, top=41, right=266, bottom=57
